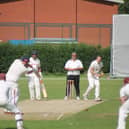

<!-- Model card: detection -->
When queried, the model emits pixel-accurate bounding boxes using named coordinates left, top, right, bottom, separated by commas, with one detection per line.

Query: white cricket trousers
left=83, top=76, right=100, bottom=98
left=28, top=75, right=41, bottom=100
left=0, top=100, right=23, bottom=129
left=117, top=99, right=129, bottom=129
left=6, top=81, right=19, bottom=105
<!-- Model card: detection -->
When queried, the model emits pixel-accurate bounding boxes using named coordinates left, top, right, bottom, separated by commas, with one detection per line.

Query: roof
left=104, top=0, right=124, bottom=4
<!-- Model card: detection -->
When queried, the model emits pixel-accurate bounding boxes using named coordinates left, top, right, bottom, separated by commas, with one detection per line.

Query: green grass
left=0, top=75, right=125, bottom=129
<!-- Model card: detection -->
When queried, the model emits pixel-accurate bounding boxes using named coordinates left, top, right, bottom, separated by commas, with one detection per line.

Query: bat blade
left=40, top=81, right=48, bottom=98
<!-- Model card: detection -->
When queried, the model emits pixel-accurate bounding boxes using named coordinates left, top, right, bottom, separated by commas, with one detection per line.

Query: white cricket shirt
left=29, top=57, right=41, bottom=71
left=64, top=59, right=83, bottom=75
left=120, top=84, right=129, bottom=97
left=6, top=59, right=28, bottom=82
left=88, top=60, right=103, bottom=78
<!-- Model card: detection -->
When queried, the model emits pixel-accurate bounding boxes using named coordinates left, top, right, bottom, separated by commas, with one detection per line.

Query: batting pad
left=110, top=15, right=129, bottom=77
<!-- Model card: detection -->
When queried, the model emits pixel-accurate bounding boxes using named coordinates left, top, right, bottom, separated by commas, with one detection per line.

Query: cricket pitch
left=0, top=99, right=103, bottom=120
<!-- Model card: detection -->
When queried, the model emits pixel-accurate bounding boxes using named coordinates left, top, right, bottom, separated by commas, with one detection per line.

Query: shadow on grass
left=5, top=127, right=27, bottom=129
left=5, top=128, right=16, bottom=129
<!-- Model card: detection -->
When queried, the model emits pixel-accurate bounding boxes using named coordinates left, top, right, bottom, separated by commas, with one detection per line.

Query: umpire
left=64, top=52, right=83, bottom=100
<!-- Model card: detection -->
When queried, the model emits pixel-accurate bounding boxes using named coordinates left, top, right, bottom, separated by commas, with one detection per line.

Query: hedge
left=0, top=43, right=110, bottom=73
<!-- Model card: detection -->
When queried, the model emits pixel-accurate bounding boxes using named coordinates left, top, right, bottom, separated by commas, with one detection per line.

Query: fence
left=0, top=22, right=112, bottom=46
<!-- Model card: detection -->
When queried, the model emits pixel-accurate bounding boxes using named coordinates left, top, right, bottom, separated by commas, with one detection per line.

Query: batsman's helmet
left=123, top=77, right=129, bottom=85
left=0, top=73, right=6, bottom=80
left=32, top=50, right=38, bottom=55
left=21, top=56, right=29, bottom=63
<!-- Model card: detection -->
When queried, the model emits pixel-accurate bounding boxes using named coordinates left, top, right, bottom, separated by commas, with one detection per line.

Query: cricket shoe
left=64, top=96, right=68, bottom=100
left=30, top=97, right=35, bottom=101
left=76, top=96, right=80, bottom=100
left=83, top=95, right=89, bottom=101
left=17, top=126, right=24, bottom=129
left=95, top=97, right=102, bottom=102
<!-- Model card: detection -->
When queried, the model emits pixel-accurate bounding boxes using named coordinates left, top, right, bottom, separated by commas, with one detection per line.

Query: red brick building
left=0, top=0, right=124, bottom=47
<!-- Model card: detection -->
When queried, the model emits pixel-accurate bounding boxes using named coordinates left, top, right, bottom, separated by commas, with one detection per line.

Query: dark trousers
left=65, top=75, right=80, bottom=97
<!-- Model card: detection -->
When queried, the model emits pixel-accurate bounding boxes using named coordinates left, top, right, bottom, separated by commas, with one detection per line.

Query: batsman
left=27, top=50, right=47, bottom=100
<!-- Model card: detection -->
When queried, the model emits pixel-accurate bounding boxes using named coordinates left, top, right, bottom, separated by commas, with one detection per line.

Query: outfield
left=0, top=75, right=126, bottom=129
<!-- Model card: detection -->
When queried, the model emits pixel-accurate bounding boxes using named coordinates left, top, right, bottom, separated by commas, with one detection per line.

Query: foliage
left=0, top=43, right=110, bottom=73
left=119, top=0, right=129, bottom=14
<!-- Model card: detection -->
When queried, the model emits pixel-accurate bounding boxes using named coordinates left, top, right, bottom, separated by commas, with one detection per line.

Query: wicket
left=67, top=80, right=74, bottom=99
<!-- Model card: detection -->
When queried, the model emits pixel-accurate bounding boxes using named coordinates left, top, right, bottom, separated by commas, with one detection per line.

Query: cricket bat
left=40, top=79, right=48, bottom=98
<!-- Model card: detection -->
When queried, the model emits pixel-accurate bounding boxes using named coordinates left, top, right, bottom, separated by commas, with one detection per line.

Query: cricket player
left=117, top=77, right=129, bottom=129
left=64, top=52, right=83, bottom=100
left=83, top=56, right=104, bottom=101
left=27, top=50, right=43, bottom=100
left=0, top=73, right=24, bottom=129
left=6, top=56, right=31, bottom=105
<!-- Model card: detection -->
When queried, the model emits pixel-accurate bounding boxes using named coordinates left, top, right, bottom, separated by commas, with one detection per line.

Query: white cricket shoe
left=64, top=96, right=68, bottom=100
left=36, top=96, right=41, bottom=101
left=17, top=126, right=24, bottom=129
left=83, top=96, right=88, bottom=101
left=95, top=97, right=102, bottom=101
left=76, top=96, right=80, bottom=100
left=30, top=98, right=35, bottom=101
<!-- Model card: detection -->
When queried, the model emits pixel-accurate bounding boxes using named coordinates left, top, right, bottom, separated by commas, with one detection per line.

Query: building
left=0, top=0, right=124, bottom=47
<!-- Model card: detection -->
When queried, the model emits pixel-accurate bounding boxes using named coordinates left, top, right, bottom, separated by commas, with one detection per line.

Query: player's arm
left=90, top=67, right=96, bottom=76
left=27, top=64, right=40, bottom=78
left=38, top=67, right=43, bottom=79
left=99, top=63, right=104, bottom=77
left=65, top=67, right=83, bottom=71
left=90, top=67, right=104, bottom=77
left=120, top=96, right=128, bottom=104
left=73, top=67, right=83, bottom=71
left=72, top=60, right=84, bottom=71
left=64, top=61, right=83, bottom=71
left=38, top=60, right=43, bottom=79
left=64, top=61, right=74, bottom=71
left=120, top=87, right=128, bottom=104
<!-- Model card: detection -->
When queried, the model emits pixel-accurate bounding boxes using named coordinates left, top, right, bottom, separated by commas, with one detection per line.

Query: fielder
left=64, top=52, right=83, bottom=100
left=117, top=77, right=129, bottom=129
left=0, top=73, right=24, bottom=129
left=27, top=50, right=47, bottom=100
left=83, top=56, right=104, bottom=101
left=6, top=56, right=31, bottom=105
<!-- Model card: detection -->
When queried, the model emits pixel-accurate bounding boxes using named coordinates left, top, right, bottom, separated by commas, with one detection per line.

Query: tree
left=119, top=0, right=129, bottom=14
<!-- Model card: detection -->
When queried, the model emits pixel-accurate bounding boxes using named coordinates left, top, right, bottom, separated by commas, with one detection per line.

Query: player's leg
left=74, top=75, right=80, bottom=100
left=34, top=76, right=41, bottom=100
left=117, top=99, right=129, bottom=129
left=28, top=76, right=35, bottom=100
left=9, top=87, right=19, bottom=105
left=83, top=76, right=95, bottom=100
left=94, top=79, right=101, bottom=101
left=6, top=103, right=24, bottom=129
left=6, top=82, right=19, bottom=105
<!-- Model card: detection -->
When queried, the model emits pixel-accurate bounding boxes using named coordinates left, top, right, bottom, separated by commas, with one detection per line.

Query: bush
left=0, top=43, right=110, bottom=73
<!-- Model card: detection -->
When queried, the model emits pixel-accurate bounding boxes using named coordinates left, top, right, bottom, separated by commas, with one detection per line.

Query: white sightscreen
left=111, top=15, right=129, bottom=77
